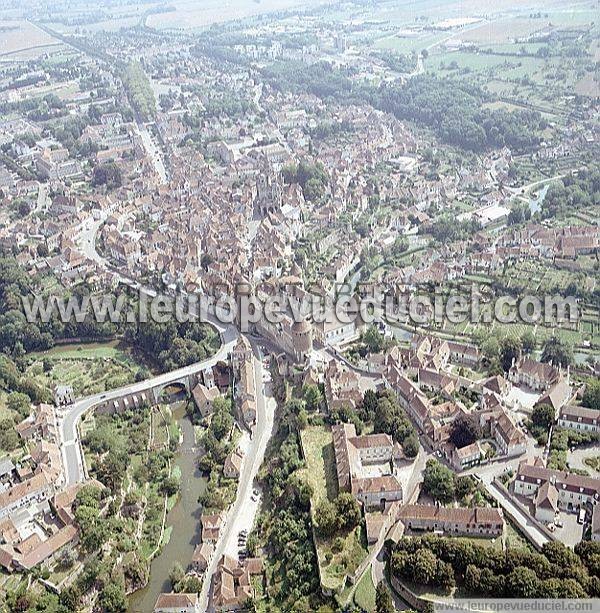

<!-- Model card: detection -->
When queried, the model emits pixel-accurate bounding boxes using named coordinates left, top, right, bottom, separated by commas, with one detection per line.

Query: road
left=486, top=479, right=551, bottom=549
left=464, top=447, right=552, bottom=550
left=137, top=123, right=168, bottom=184
left=76, top=217, right=109, bottom=267
left=58, top=319, right=238, bottom=485
left=199, top=340, right=274, bottom=612
left=568, top=446, right=600, bottom=474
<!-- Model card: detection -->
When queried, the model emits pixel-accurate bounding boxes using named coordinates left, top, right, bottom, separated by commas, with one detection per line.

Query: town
left=0, top=0, right=599, bottom=612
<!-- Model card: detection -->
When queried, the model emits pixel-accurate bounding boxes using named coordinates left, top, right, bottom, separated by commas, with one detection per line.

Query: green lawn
left=354, top=566, right=376, bottom=611
left=297, top=425, right=338, bottom=505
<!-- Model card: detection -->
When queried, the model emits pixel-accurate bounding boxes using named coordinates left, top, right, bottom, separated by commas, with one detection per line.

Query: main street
left=198, top=341, right=275, bottom=612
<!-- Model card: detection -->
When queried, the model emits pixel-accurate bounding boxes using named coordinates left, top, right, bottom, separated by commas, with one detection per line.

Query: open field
left=0, top=20, right=61, bottom=56
left=24, top=343, right=141, bottom=398
left=296, top=425, right=369, bottom=593
left=460, top=18, right=551, bottom=44
left=146, top=0, right=325, bottom=29
left=297, top=425, right=338, bottom=504
left=316, top=525, right=369, bottom=593
left=374, top=31, right=447, bottom=53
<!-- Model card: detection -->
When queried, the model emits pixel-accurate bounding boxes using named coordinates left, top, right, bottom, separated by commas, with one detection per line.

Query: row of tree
left=392, top=535, right=600, bottom=598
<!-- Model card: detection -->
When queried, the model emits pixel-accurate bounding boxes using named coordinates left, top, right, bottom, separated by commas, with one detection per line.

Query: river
left=128, top=403, right=206, bottom=612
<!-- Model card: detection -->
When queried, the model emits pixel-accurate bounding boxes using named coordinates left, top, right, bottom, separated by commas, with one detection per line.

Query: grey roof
left=0, top=457, right=15, bottom=477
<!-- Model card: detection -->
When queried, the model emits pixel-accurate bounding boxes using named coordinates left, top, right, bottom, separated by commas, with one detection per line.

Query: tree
left=160, top=474, right=180, bottom=497
left=302, top=384, right=323, bottom=411
left=449, top=414, right=481, bottom=449
left=92, top=162, right=122, bottom=189
left=363, top=325, right=385, bottom=353
left=436, top=559, right=456, bottom=591
left=522, top=331, right=536, bottom=354
left=480, top=336, right=500, bottom=361
left=6, top=392, right=30, bottom=419
left=315, top=499, right=337, bottom=536
left=402, top=434, right=419, bottom=458
left=500, top=336, right=522, bottom=372
left=0, top=418, right=20, bottom=452
left=169, top=561, right=185, bottom=590
left=582, top=378, right=600, bottom=411
left=423, top=459, right=455, bottom=503
left=413, top=548, right=438, bottom=584
left=98, top=581, right=127, bottom=613
left=508, top=566, right=539, bottom=598
left=455, top=475, right=477, bottom=500
left=541, top=336, right=573, bottom=368
left=375, top=581, right=395, bottom=613
left=335, top=492, right=361, bottom=531
left=531, top=404, right=555, bottom=431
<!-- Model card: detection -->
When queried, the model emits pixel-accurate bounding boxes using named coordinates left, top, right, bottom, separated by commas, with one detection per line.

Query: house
left=491, top=410, right=527, bottom=457
left=514, top=460, right=600, bottom=513
left=557, top=405, right=599, bottom=434
left=446, top=341, right=480, bottom=367
left=16, top=404, right=56, bottom=440
left=53, top=385, right=74, bottom=407
left=154, top=593, right=200, bottom=613
left=508, top=357, right=559, bottom=392
left=592, top=505, right=600, bottom=542
left=201, top=513, right=224, bottom=543
left=0, top=524, right=79, bottom=572
left=398, top=504, right=504, bottom=537
left=534, top=481, right=559, bottom=523
left=191, top=384, right=220, bottom=418
left=224, top=448, right=243, bottom=479
left=191, top=541, right=214, bottom=573
left=212, top=554, right=263, bottom=611
left=451, top=441, right=483, bottom=471
left=0, top=472, right=53, bottom=519
left=332, top=423, right=402, bottom=509
left=534, top=377, right=573, bottom=414
left=324, top=360, right=363, bottom=412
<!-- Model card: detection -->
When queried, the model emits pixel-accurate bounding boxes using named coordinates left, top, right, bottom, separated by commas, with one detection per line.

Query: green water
left=128, top=404, right=206, bottom=612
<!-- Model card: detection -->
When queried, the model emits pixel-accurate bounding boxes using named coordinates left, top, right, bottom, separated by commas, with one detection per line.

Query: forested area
left=542, top=168, right=600, bottom=218
left=254, top=390, right=323, bottom=610
left=373, top=76, right=545, bottom=152
left=0, top=257, right=219, bottom=371
left=124, top=319, right=219, bottom=372
left=392, top=536, right=600, bottom=598
left=282, top=159, right=329, bottom=202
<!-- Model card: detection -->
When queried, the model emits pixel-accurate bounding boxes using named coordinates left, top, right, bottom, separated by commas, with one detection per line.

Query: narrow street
left=198, top=342, right=276, bottom=612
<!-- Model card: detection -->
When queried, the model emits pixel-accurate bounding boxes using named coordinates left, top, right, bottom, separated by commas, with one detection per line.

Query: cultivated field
left=0, top=20, right=61, bottom=57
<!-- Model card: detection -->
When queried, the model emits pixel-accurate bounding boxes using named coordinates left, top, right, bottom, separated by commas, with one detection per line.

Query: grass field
left=296, top=425, right=369, bottom=592
left=24, top=341, right=152, bottom=398
left=374, top=31, right=447, bottom=53
left=297, top=425, right=338, bottom=505
left=354, top=566, right=376, bottom=611
left=317, top=524, right=369, bottom=592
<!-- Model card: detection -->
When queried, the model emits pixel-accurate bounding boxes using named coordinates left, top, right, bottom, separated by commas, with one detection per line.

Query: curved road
left=58, top=319, right=238, bottom=485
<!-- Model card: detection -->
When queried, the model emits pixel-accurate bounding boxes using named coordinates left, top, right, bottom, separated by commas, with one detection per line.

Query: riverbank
left=128, top=403, right=206, bottom=612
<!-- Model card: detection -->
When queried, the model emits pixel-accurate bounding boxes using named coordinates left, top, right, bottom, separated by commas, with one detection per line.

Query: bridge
left=58, top=322, right=239, bottom=485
